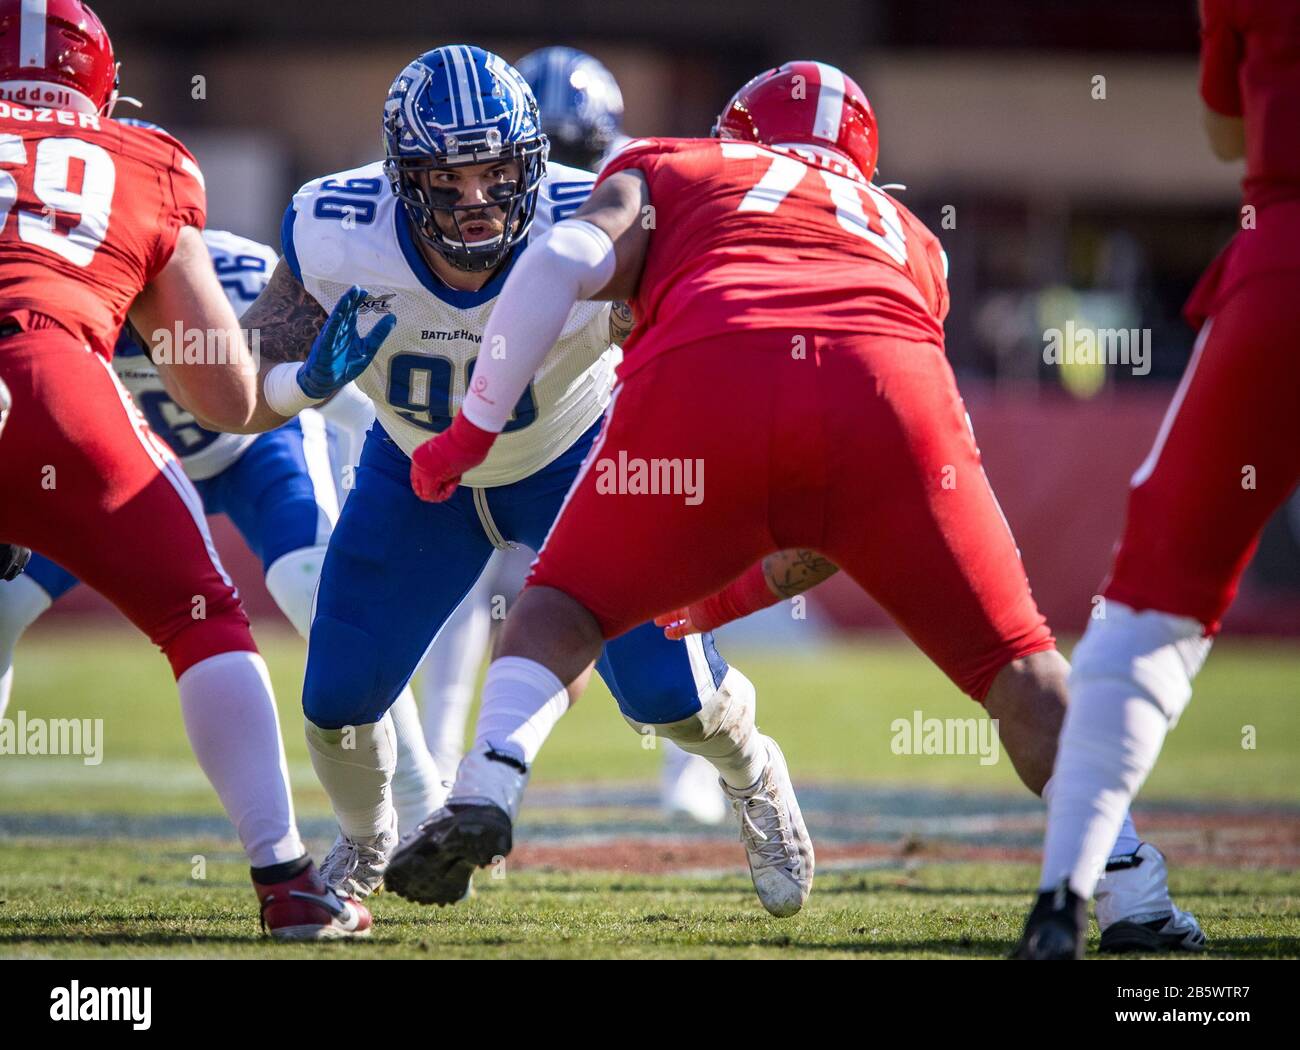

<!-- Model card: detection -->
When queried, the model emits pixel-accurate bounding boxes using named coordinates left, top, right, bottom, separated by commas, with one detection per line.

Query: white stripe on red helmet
left=19, top=0, right=46, bottom=67
left=811, top=61, right=845, bottom=144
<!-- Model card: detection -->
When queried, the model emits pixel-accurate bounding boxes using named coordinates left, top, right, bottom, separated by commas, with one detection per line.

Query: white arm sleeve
left=461, top=219, right=615, bottom=433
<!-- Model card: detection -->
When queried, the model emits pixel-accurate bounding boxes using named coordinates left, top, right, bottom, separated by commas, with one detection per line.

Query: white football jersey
left=284, top=160, right=618, bottom=487
left=112, top=229, right=276, bottom=480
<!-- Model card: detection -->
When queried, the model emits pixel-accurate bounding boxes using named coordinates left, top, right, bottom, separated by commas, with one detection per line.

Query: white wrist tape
left=263, top=362, right=323, bottom=417
left=462, top=219, right=616, bottom=433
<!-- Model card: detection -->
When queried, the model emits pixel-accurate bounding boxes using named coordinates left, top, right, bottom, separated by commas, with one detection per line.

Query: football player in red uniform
left=0, top=0, right=376, bottom=939
left=1016, top=0, right=1300, bottom=959
left=390, top=61, right=1198, bottom=942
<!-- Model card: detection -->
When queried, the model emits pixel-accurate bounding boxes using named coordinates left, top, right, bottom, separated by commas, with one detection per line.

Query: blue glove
left=297, top=286, right=396, bottom=400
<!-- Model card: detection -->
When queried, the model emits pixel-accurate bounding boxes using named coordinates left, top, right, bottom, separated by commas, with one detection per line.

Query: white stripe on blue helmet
left=382, top=45, right=547, bottom=272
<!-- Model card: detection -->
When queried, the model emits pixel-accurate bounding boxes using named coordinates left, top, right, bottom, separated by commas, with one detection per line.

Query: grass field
left=1, top=625, right=1297, bottom=959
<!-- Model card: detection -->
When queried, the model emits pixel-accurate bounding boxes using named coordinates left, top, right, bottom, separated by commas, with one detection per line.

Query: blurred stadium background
left=44, top=0, right=1299, bottom=639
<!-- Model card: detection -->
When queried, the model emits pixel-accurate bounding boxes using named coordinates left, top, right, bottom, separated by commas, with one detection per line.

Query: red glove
left=654, top=562, right=779, bottom=640
left=410, top=413, right=498, bottom=502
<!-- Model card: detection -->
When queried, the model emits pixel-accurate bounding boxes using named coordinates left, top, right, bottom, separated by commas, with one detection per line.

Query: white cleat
left=445, top=745, right=531, bottom=821
left=319, top=810, right=399, bottom=901
left=661, top=742, right=728, bottom=825
left=1096, top=842, right=1206, bottom=953
left=722, top=736, right=814, bottom=918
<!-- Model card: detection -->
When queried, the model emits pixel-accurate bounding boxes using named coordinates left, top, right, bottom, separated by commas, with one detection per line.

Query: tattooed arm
left=761, top=548, right=839, bottom=597
left=655, top=549, right=840, bottom=639
left=131, top=225, right=260, bottom=431
left=222, top=259, right=331, bottom=433
left=609, top=300, right=635, bottom=346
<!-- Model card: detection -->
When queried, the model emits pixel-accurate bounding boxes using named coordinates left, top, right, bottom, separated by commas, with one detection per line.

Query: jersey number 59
left=0, top=134, right=115, bottom=267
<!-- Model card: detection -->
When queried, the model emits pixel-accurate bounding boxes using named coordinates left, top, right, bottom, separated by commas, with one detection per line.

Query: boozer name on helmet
left=0, top=0, right=118, bottom=115
left=514, top=46, right=623, bottom=171
left=712, top=59, right=878, bottom=182
left=382, top=45, right=547, bottom=273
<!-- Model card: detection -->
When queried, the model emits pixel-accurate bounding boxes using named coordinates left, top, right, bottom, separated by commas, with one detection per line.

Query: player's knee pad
left=303, top=614, right=393, bottom=729
left=304, top=714, right=395, bottom=767
left=624, top=666, right=756, bottom=758
left=1070, top=601, right=1212, bottom=727
left=265, top=544, right=329, bottom=639
left=0, top=574, right=52, bottom=666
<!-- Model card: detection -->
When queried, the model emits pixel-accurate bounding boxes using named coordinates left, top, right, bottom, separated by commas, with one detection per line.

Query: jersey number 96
left=387, top=352, right=537, bottom=434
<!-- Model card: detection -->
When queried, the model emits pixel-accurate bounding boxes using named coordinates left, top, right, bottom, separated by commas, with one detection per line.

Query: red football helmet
left=0, top=0, right=117, bottom=115
left=713, top=60, right=878, bottom=180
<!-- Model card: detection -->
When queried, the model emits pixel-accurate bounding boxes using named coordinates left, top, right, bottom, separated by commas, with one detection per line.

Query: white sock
left=416, top=575, right=493, bottom=773
left=305, top=715, right=396, bottom=841
left=1042, top=777, right=1142, bottom=861
left=1040, top=604, right=1208, bottom=898
left=176, top=650, right=304, bottom=868
left=1111, top=811, right=1142, bottom=859
left=0, top=574, right=53, bottom=720
left=388, top=685, right=446, bottom=835
left=420, top=675, right=476, bottom=776
left=473, top=656, right=569, bottom=767
left=1040, top=686, right=1170, bottom=898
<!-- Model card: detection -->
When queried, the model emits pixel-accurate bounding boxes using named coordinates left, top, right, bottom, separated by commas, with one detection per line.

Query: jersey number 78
left=720, top=141, right=906, bottom=265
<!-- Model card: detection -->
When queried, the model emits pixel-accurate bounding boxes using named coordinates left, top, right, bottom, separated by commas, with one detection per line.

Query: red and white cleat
left=254, top=861, right=373, bottom=941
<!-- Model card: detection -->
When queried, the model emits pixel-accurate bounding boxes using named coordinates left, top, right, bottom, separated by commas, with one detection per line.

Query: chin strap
left=108, top=95, right=142, bottom=115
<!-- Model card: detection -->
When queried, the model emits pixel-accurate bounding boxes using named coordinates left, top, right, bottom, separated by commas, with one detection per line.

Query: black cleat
left=1099, top=915, right=1206, bottom=954
left=0, top=543, right=31, bottom=581
left=384, top=802, right=513, bottom=906
left=1096, top=845, right=1206, bottom=953
left=1012, top=882, right=1087, bottom=959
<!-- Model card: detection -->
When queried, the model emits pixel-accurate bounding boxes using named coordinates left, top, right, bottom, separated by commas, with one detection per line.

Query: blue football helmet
left=514, top=46, right=623, bottom=171
left=114, top=115, right=169, bottom=135
left=382, top=45, right=547, bottom=273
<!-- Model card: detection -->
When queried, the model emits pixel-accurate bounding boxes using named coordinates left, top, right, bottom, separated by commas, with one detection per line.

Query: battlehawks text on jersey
left=0, top=102, right=206, bottom=357
left=283, top=160, right=616, bottom=487
left=597, top=136, right=950, bottom=377
left=111, top=229, right=277, bottom=480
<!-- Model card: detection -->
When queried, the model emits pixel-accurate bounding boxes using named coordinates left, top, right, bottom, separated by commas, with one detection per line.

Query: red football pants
left=0, top=330, right=256, bottom=677
left=528, top=331, right=1054, bottom=700
left=1104, top=268, right=1300, bottom=631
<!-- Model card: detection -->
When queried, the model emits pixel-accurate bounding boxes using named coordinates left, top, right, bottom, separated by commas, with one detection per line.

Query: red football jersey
left=596, top=136, right=949, bottom=373
left=1200, top=0, right=1300, bottom=208
left=0, top=101, right=206, bottom=357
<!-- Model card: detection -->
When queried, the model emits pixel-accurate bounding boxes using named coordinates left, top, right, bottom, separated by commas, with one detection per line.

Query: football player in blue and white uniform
left=413, top=45, right=726, bottom=826
left=514, top=46, right=625, bottom=171
left=0, top=225, right=445, bottom=841
left=230, top=45, right=760, bottom=908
